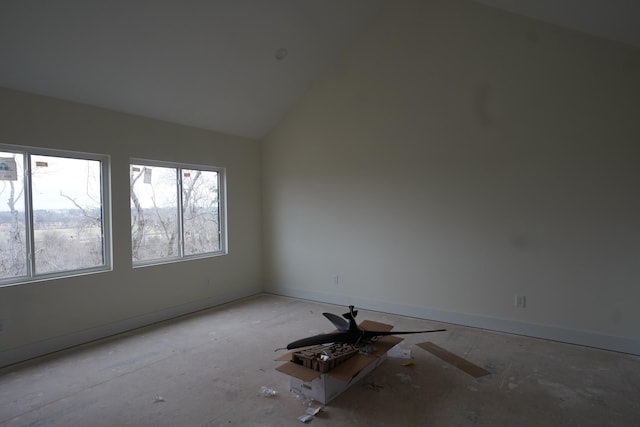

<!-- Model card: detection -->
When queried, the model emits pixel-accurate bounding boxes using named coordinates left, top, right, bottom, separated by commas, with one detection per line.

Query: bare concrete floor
left=1, top=294, right=639, bottom=426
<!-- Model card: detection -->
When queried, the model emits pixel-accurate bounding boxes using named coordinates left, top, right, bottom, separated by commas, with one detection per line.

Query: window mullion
left=24, top=152, right=36, bottom=277
left=100, top=158, right=111, bottom=268
left=177, top=167, right=185, bottom=258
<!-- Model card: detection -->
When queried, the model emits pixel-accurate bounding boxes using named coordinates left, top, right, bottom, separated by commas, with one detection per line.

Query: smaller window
left=130, top=160, right=225, bottom=266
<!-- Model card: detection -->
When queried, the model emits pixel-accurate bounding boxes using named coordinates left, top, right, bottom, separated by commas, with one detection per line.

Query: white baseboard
left=266, top=287, right=640, bottom=356
left=3, top=287, right=637, bottom=368
left=0, top=290, right=261, bottom=368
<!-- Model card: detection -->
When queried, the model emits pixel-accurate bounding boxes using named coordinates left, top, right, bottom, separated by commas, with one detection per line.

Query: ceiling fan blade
left=286, top=332, right=349, bottom=350
left=323, top=312, right=349, bottom=331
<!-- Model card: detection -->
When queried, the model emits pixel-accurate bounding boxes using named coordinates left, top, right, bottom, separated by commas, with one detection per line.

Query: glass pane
left=182, top=169, right=220, bottom=255
left=31, top=155, right=105, bottom=275
left=130, top=164, right=178, bottom=262
left=0, top=152, right=28, bottom=279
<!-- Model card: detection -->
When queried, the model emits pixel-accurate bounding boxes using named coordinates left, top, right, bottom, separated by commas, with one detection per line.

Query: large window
left=130, top=160, right=225, bottom=265
left=0, top=145, right=111, bottom=285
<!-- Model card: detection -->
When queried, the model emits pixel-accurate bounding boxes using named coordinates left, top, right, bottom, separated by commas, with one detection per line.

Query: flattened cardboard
left=417, top=341, right=490, bottom=378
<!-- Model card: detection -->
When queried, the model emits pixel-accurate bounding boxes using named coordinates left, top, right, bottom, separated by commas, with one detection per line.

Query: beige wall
left=262, top=0, right=640, bottom=353
left=0, top=87, right=262, bottom=366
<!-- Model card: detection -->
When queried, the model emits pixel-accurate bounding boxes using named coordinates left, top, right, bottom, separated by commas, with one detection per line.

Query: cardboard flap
left=326, top=354, right=375, bottom=381
left=359, top=319, right=394, bottom=332
left=327, top=336, right=403, bottom=380
left=347, top=335, right=403, bottom=358
left=375, top=335, right=403, bottom=354
left=276, top=362, right=322, bottom=382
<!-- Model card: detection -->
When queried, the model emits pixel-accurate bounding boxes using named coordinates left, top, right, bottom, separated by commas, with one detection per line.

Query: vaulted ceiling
left=1, top=0, right=638, bottom=139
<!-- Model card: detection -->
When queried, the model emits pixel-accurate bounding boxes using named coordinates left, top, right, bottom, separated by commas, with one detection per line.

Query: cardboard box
left=276, top=320, right=403, bottom=404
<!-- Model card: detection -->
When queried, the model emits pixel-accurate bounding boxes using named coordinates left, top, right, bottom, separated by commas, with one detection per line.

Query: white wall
left=262, top=0, right=640, bottom=354
left=0, top=87, right=262, bottom=366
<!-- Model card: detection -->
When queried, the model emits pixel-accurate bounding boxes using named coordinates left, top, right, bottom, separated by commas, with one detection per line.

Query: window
left=130, top=160, right=225, bottom=265
left=0, top=145, right=111, bottom=285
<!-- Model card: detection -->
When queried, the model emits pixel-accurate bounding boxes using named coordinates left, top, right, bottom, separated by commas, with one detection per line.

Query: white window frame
left=129, top=158, right=227, bottom=268
left=0, top=144, right=112, bottom=287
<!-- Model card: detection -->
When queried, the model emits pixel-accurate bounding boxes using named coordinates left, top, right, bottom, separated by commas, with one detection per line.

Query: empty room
left=1, top=0, right=639, bottom=425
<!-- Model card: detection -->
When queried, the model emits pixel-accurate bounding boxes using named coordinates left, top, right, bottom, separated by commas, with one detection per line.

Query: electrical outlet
left=332, top=275, right=339, bottom=285
left=515, top=295, right=526, bottom=308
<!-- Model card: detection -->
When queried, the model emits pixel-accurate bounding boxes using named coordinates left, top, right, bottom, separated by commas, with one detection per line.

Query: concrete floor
left=1, top=294, right=638, bottom=426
